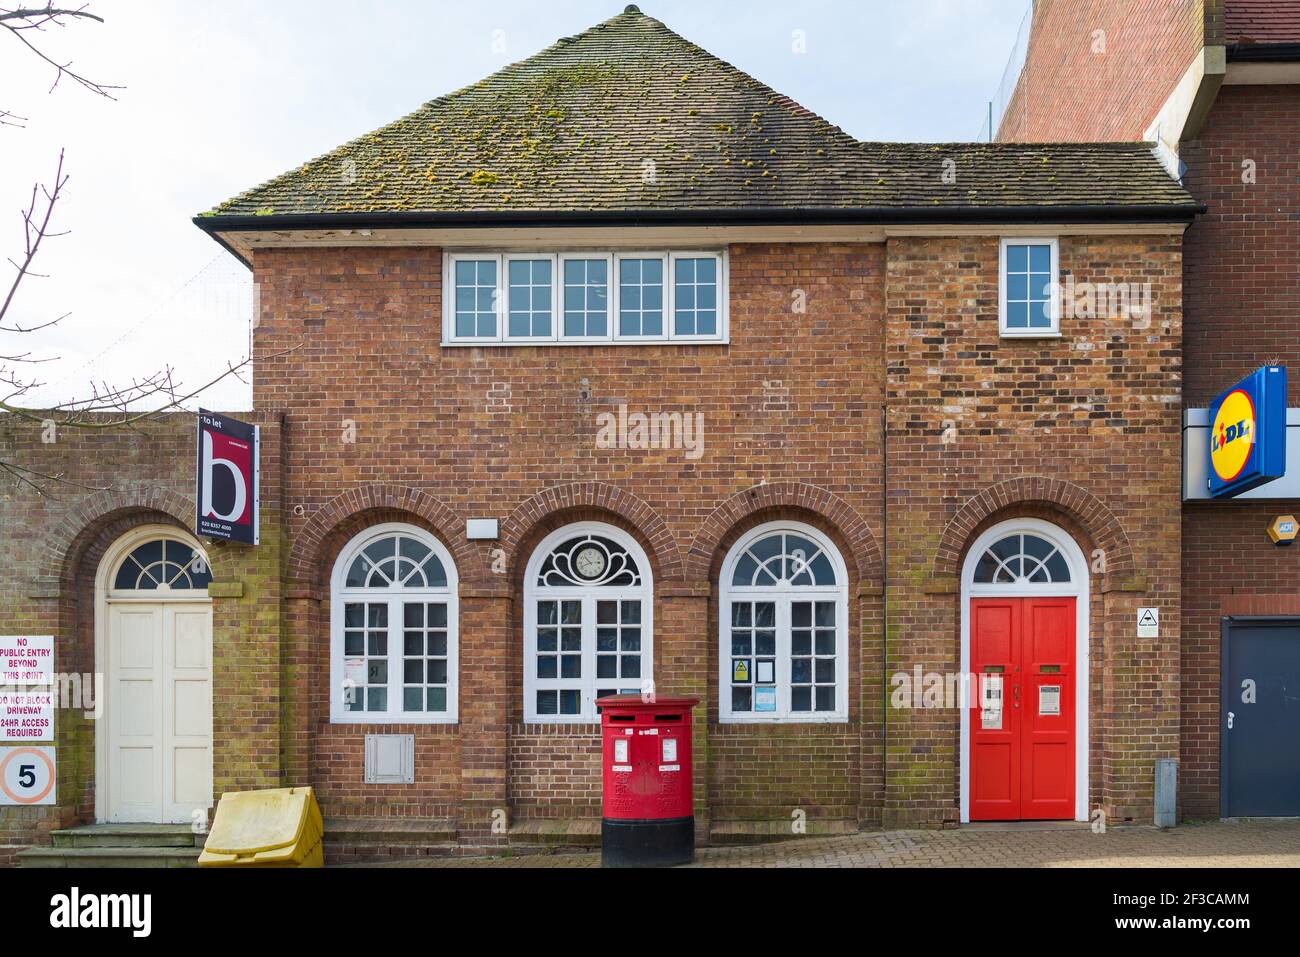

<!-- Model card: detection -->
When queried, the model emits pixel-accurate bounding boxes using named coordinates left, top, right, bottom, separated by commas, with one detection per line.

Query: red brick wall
left=1179, top=83, right=1300, bottom=819
left=1182, top=85, right=1300, bottom=405
left=998, top=0, right=1207, bottom=142
left=252, top=242, right=889, bottom=831
left=882, top=234, right=1185, bottom=825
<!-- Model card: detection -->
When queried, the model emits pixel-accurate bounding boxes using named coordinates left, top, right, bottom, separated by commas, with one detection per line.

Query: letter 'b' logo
left=200, top=430, right=251, bottom=524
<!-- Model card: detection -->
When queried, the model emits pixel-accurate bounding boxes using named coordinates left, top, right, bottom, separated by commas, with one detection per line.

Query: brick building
left=0, top=5, right=1243, bottom=864
left=996, top=0, right=1300, bottom=821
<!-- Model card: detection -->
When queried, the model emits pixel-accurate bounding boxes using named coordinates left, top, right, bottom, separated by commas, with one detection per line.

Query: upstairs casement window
left=999, top=238, right=1059, bottom=338
left=444, top=251, right=727, bottom=346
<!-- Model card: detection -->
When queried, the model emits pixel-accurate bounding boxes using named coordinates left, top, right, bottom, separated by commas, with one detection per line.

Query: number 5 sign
left=0, top=747, right=56, bottom=806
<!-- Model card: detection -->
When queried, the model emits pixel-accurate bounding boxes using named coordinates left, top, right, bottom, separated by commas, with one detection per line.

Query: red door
left=970, top=597, right=1075, bottom=821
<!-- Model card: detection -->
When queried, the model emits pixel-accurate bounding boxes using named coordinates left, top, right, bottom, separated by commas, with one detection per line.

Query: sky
left=1, top=0, right=1030, bottom=411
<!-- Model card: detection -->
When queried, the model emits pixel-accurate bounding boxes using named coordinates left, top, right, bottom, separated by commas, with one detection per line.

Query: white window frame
left=503, top=253, right=559, bottom=343
left=442, top=249, right=728, bottom=346
left=668, top=251, right=727, bottom=343
left=330, top=522, right=459, bottom=725
left=718, top=521, right=849, bottom=725
left=446, top=253, right=503, bottom=343
left=613, top=252, right=670, bottom=342
left=523, top=521, right=654, bottom=724
left=558, top=252, right=615, bottom=343
left=998, top=237, right=1060, bottom=339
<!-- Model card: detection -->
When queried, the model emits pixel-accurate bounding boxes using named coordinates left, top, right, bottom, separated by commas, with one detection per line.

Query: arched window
left=719, top=522, right=849, bottom=723
left=524, top=523, right=653, bottom=723
left=971, top=532, right=1072, bottom=585
left=330, top=523, right=458, bottom=724
left=111, top=536, right=212, bottom=592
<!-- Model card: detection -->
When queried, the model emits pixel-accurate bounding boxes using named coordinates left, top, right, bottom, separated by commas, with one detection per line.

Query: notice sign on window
left=0, top=636, right=54, bottom=743
left=1039, top=685, right=1061, bottom=717
left=980, top=674, right=1003, bottom=730
left=196, top=410, right=259, bottom=545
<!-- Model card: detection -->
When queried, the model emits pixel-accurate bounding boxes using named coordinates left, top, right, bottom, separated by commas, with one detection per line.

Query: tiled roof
left=1226, top=0, right=1300, bottom=46
left=198, top=6, right=1195, bottom=222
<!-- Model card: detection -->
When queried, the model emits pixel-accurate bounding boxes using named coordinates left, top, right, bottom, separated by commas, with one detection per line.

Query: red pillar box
left=596, top=695, right=699, bottom=868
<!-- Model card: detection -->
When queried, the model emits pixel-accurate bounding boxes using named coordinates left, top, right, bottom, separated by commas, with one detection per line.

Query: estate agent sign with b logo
left=196, top=409, right=260, bottom=545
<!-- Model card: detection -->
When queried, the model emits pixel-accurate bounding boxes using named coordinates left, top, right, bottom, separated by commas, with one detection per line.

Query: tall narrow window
left=524, top=523, right=653, bottom=723
left=562, top=256, right=610, bottom=338
left=1000, top=238, right=1058, bottom=337
left=452, top=257, right=499, bottom=339
left=507, top=257, right=553, bottom=339
left=719, top=522, right=849, bottom=723
left=672, top=254, right=719, bottom=338
left=617, top=255, right=665, bottom=338
left=331, top=524, right=458, bottom=724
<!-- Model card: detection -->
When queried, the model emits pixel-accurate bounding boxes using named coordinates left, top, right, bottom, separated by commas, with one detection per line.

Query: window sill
left=440, top=339, right=730, bottom=349
left=328, top=716, right=459, bottom=727
left=719, top=715, right=849, bottom=726
left=998, top=330, right=1062, bottom=340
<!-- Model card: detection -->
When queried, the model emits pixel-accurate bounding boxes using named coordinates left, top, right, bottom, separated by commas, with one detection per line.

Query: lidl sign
left=1208, top=366, right=1287, bottom=498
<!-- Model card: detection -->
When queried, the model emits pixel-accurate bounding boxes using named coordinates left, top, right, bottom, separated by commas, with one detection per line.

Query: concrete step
left=324, top=817, right=456, bottom=845
left=508, top=819, right=601, bottom=848
left=709, top=819, right=859, bottom=845
left=18, top=845, right=201, bottom=868
left=52, top=824, right=203, bottom=849
left=323, top=818, right=459, bottom=864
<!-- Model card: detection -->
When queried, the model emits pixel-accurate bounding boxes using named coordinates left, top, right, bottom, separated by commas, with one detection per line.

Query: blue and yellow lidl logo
left=1210, top=389, right=1256, bottom=482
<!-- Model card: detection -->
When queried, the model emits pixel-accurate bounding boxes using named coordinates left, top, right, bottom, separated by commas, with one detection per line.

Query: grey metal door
left=1221, top=617, right=1300, bottom=817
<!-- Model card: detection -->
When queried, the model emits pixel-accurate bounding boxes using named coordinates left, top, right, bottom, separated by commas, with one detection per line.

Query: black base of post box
left=601, top=816, right=694, bottom=868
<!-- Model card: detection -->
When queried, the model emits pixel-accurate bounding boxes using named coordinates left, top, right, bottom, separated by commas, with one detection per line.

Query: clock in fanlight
left=575, top=546, right=607, bottom=580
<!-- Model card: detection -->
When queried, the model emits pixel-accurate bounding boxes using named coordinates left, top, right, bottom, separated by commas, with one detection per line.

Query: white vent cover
left=364, top=734, right=415, bottom=784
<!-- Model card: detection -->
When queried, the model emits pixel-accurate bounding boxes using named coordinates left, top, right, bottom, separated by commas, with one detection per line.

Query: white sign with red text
left=0, top=636, right=54, bottom=743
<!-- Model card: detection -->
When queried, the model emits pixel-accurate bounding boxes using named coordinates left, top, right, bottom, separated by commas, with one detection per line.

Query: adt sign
left=1208, top=367, right=1287, bottom=498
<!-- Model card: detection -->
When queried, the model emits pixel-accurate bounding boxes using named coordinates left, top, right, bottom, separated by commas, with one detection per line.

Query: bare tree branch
left=0, top=4, right=118, bottom=100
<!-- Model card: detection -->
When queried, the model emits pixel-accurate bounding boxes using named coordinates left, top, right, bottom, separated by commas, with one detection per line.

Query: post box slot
left=654, top=714, right=682, bottom=722
left=609, top=714, right=635, bottom=722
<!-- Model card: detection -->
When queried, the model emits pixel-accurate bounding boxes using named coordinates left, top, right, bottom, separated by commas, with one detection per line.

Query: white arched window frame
left=524, top=522, right=654, bottom=724
left=107, top=533, right=213, bottom=596
left=719, top=521, right=850, bottom=724
left=959, top=517, right=1089, bottom=823
left=330, top=523, right=459, bottom=725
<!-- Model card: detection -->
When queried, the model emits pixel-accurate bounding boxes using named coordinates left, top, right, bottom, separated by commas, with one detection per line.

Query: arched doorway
left=95, top=526, right=214, bottom=824
left=959, top=518, right=1088, bottom=823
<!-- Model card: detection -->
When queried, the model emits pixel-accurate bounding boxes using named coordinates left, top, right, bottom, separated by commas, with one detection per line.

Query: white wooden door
left=106, top=602, right=212, bottom=823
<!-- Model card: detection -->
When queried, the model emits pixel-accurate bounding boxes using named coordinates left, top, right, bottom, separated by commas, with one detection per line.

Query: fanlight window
left=345, top=532, right=448, bottom=589
left=972, top=533, right=1071, bottom=585
left=331, top=525, right=458, bottom=725
left=730, top=531, right=838, bottom=588
left=113, top=538, right=212, bottom=591
left=536, top=535, right=642, bottom=588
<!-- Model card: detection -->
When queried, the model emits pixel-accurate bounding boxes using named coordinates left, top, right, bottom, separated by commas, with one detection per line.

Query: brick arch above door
left=38, top=485, right=195, bottom=587
left=930, top=477, right=1135, bottom=588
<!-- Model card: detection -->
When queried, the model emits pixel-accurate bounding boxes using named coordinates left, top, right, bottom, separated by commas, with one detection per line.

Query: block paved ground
left=360, top=819, right=1300, bottom=868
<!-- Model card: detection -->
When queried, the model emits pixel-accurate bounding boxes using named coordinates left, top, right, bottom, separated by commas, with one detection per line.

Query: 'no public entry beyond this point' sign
left=0, top=635, right=53, bottom=743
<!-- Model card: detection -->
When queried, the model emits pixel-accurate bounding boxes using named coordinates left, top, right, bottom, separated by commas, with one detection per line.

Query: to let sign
left=0, top=636, right=54, bottom=743
left=196, top=410, right=260, bottom=545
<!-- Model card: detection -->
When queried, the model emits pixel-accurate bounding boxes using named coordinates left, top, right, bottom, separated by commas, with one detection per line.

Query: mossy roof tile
left=201, top=7, right=1195, bottom=220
